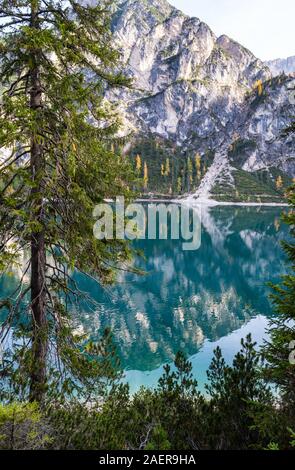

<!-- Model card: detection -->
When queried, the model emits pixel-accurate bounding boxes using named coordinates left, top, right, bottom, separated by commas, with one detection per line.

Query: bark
left=29, top=1, right=47, bottom=403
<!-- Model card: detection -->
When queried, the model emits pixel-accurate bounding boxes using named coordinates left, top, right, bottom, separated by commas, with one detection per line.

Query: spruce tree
left=263, top=186, right=295, bottom=406
left=263, top=116, right=295, bottom=409
left=205, top=335, right=272, bottom=449
left=0, top=0, right=134, bottom=402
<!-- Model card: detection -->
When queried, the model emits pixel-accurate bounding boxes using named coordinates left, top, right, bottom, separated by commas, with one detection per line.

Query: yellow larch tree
left=276, top=175, right=283, bottom=190
left=136, top=154, right=142, bottom=172
left=253, top=79, right=263, bottom=96
left=144, top=162, right=149, bottom=189
left=195, top=153, right=201, bottom=180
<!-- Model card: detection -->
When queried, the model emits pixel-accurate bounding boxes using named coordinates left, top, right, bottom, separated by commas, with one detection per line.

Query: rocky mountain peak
left=217, top=35, right=253, bottom=61
left=107, top=0, right=295, bottom=199
left=112, top=0, right=176, bottom=31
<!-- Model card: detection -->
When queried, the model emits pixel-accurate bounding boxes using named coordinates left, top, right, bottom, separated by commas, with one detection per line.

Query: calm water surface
left=74, top=205, right=288, bottom=392
left=0, top=206, right=288, bottom=392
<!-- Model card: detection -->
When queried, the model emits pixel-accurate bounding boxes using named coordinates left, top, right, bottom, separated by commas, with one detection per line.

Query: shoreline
left=135, top=198, right=289, bottom=207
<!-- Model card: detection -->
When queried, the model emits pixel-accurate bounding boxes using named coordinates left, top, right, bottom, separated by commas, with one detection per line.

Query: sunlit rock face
left=240, top=76, right=295, bottom=175
left=107, top=0, right=295, bottom=180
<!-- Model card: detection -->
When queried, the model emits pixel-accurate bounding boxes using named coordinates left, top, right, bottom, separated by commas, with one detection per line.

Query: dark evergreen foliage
left=0, top=0, right=136, bottom=402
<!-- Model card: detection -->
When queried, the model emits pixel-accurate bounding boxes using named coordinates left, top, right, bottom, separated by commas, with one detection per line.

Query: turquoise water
left=0, top=205, right=288, bottom=392
left=74, top=205, right=288, bottom=392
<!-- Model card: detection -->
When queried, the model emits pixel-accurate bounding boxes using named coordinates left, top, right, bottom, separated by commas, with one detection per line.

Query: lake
left=73, top=205, right=288, bottom=392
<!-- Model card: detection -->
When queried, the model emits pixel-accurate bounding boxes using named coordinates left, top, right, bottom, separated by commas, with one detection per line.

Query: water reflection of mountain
left=73, top=206, right=288, bottom=372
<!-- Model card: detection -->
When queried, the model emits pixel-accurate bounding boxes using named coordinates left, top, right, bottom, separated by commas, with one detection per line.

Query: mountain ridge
left=265, top=56, right=295, bottom=77
left=109, top=0, right=295, bottom=202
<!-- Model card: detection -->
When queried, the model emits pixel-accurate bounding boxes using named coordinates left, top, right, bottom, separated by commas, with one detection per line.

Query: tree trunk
left=29, top=1, right=47, bottom=403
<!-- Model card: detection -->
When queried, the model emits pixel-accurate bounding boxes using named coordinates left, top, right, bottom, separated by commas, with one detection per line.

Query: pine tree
left=263, top=117, right=295, bottom=411
left=0, top=0, right=135, bottom=402
left=205, top=335, right=272, bottom=449
left=263, top=187, right=295, bottom=406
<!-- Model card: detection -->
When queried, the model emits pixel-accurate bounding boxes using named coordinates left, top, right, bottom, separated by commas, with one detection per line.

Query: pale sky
left=169, top=0, right=295, bottom=61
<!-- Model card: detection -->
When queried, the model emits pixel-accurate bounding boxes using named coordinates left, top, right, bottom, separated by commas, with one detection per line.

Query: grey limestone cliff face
left=109, top=0, right=295, bottom=184
left=240, top=76, right=295, bottom=175
left=266, top=56, right=295, bottom=77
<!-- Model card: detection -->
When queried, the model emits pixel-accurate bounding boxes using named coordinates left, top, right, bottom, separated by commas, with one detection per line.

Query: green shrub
left=0, top=402, right=52, bottom=449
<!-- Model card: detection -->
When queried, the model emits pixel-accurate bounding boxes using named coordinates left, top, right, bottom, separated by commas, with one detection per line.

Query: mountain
left=111, top=0, right=269, bottom=144
left=108, top=0, right=295, bottom=202
left=110, top=0, right=295, bottom=202
left=265, top=56, right=295, bottom=77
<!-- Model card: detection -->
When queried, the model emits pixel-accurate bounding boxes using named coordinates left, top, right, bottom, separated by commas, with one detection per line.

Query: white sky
left=169, top=0, right=295, bottom=60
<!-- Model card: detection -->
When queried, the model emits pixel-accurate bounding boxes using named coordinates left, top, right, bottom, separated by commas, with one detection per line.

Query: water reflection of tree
left=1, top=207, right=288, bottom=371
left=76, top=207, right=288, bottom=370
